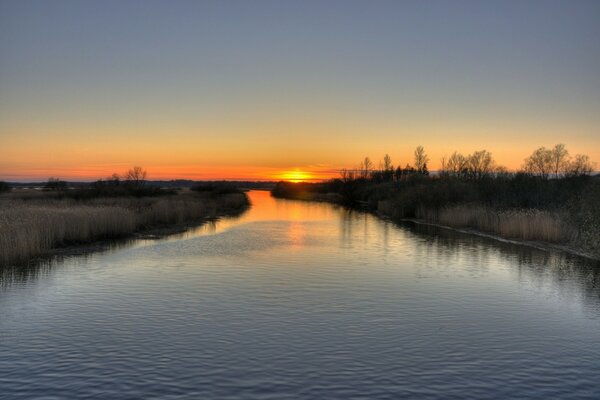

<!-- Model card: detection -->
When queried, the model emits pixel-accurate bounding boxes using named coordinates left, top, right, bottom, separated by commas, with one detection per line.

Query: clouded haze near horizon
left=1, top=0, right=599, bottom=181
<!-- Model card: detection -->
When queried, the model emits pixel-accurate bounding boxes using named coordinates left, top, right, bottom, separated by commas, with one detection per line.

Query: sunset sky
left=1, top=0, right=599, bottom=181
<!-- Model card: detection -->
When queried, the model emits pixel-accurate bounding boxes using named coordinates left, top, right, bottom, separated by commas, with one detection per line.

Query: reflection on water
left=1, top=190, right=600, bottom=399
left=406, top=222, right=600, bottom=313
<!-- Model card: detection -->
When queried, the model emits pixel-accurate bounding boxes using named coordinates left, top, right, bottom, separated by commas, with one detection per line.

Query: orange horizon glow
left=1, top=127, right=599, bottom=182
left=1, top=149, right=599, bottom=182
left=0, top=163, right=341, bottom=182
left=273, top=170, right=316, bottom=183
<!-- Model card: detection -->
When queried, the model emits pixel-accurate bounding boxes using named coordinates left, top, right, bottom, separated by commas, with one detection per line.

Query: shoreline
left=0, top=192, right=249, bottom=267
left=21, top=214, right=236, bottom=266
left=394, top=217, right=600, bottom=262
left=272, top=192, right=599, bottom=261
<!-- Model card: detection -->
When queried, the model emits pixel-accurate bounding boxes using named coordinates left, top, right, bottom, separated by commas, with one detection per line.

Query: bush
left=191, top=183, right=243, bottom=196
left=49, top=183, right=177, bottom=200
left=44, top=178, right=67, bottom=191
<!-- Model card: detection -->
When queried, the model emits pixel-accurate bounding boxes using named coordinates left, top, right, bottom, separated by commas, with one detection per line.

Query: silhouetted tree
left=359, top=157, right=373, bottom=179
left=466, top=150, right=494, bottom=179
left=414, top=146, right=429, bottom=174
left=380, top=154, right=394, bottom=181
left=523, top=146, right=554, bottom=179
left=44, top=177, right=67, bottom=191
left=550, top=144, right=569, bottom=177
left=441, top=151, right=468, bottom=177
left=340, top=168, right=356, bottom=182
left=125, top=166, right=147, bottom=187
left=523, top=144, right=593, bottom=178
left=566, top=154, right=595, bottom=176
left=403, top=163, right=416, bottom=178
left=108, top=173, right=121, bottom=186
left=394, top=166, right=402, bottom=181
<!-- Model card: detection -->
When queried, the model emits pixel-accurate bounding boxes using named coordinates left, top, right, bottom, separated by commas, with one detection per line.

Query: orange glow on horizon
left=0, top=163, right=342, bottom=182
left=275, top=170, right=314, bottom=183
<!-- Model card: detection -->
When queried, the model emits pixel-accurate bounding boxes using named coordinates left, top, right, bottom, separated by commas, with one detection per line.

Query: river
left=1, top=190, right=599, bottom=399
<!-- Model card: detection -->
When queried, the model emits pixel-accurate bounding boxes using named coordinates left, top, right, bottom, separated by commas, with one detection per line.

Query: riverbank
left=0, top=190, right=249, bottom=266
left=272, top=179, right=600, bottom=260
left=394, top=218, right=598, bottom=261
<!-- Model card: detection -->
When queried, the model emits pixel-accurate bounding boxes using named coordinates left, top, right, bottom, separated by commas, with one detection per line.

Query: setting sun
left=278, top=170, right=313, bottom=183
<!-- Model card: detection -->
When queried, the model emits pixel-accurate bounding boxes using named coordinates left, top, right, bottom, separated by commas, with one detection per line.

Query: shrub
left=191, top=184, right=243, bottom=196
left=44, top=178, right=67, bottom=191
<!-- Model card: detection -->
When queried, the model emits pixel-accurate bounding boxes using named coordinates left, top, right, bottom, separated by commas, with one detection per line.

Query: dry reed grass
left=414, top=205, right=574, bottom=243
left=0, top=192, right=247, bottom=266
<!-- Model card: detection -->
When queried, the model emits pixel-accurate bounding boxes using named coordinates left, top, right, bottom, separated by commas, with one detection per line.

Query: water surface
left=1, top=191, right=600, bottom=399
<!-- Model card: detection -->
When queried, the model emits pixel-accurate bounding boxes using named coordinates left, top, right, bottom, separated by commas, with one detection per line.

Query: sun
left=279, top=170, right=313, bottom=183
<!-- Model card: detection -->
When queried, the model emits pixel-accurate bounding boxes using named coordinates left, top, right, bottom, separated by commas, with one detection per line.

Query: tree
left=523, top=147, right=553, bottom=179
left=340, top=168, right=356, bottom=182
left=125, top=166, right=147, bottom=187
left=394, top=166, right=403, bottom=181
left=466, top=150, right=494, bottom=179
left=414, top=146, right=429, bottom=174
left=381, top=154, right=394, bottom=181
left=566, top=154, right=595, bottom=176
left=550, top=144, right=569, bottom=177
left=44, top=177, right=67, bottom=191
left=359, top=157, right=373, bottom=179
left=109, top=173, right=121, bottom=185
left=523, top=144, right=591, bottom=178
left=441, top=151, right=468, bottom=177
left=382, top=154, right=393, bottom=171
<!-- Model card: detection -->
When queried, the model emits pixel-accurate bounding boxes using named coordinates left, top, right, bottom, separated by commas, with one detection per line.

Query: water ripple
left=1, top=191, right=600, bottom=399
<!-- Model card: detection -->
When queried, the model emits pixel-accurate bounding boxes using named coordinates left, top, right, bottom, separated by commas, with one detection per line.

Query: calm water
left=1, top=190, right=600, bottom=399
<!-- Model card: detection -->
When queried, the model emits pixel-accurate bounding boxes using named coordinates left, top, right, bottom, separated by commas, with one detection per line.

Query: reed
left=415, top=205, right=574, bottom=243
left=0, top=192, right=248, bottom=266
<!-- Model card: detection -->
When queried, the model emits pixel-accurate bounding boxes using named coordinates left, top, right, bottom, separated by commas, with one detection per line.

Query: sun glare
left=279, top=170, right=313, bottom=183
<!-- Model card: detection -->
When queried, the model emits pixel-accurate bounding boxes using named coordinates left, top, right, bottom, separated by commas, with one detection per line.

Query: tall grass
left=412, top=205, right=574, bottom=243
left=0, top=192, right=248, bottom=266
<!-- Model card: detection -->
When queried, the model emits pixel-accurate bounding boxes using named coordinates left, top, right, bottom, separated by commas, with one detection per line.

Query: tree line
left=342, top=143, right=595, bottom=183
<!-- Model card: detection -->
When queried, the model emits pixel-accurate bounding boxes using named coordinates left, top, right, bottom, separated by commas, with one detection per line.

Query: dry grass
left=0, top=192, right=247, bottom=266
left=414, top=205, right=575, bottom=243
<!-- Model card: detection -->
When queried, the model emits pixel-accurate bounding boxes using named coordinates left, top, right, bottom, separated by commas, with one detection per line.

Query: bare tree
left=107, top=173, right=120, bottom=186
left=125, top=166, right=147, bottom=187
left=523, top=147, right=553, bottom=179
left=340, top=168, right=356, bottom=182
left=550, top=144, right=569, bottom=177
left=444, top=151, right=468, bottom=177
left=382, top=154, right=393, bottom=172
left=360, top=157, right=373, bottom=179
left=380, top=154, right=394, bottom=181
left=414, top=146, right=429, bottom=174
left=566, top=154, right=595, bottom=176
left=467, top=150, right=494, bottom=179
left=523, top=144, right=597, bottom=178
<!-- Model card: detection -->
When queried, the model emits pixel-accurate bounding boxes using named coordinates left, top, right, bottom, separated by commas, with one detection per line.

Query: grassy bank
left=272, top=175, right=600, bottom=258
left=0, top=190, right=248, bottom=266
